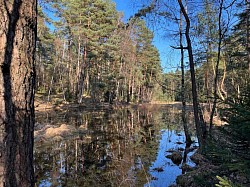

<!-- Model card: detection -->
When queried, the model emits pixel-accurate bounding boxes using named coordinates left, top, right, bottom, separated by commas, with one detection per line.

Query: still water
left=34, top=104, right=197, bottom=187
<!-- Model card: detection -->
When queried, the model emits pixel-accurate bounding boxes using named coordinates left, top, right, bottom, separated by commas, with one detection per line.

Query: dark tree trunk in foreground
left=178, top=0, right=207, bottom=151
left=179, top=5, right=192, bottom=146
left=0, top=0, right=37, bottom=186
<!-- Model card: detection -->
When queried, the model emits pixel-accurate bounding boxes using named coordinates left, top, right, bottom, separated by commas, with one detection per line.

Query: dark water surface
left=35, top=104, right=197, bottom=187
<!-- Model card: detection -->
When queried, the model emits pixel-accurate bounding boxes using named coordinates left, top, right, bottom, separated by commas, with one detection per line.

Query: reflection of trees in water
left=161, top=106, right=195, bottom=134
left=34, top=106, right=196, bottom=186
left=35, top=108, right=162, bottom=186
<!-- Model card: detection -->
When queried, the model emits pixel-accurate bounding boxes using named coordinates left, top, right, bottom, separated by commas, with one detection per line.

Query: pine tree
left=0, top=0, right=37, bottom=186
left=224, top=0, right=250, bottom=99
left=36, top=0, right=162, bottom=104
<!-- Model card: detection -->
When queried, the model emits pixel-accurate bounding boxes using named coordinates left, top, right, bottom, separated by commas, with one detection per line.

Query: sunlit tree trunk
left=0, top=0, right=37, bottom=186
left=218, top=59, right=227, bottom=101
left=76, top=37, right=82, bottom=101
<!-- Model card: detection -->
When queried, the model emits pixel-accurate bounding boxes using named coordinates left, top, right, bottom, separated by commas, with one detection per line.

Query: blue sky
left=112, top=0, right=241, bottom=73
left=113, top=0, right=180, bottom=73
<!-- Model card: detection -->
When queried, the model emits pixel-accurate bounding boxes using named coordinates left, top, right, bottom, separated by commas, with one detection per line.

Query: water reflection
left=35, top=105, right=197, bottom=187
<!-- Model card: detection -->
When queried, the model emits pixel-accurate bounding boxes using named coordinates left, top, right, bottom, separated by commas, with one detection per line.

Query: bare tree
left=209, top=0, right=224, bottom=132
left=179, top=2, right=192, bottom=146
left=177, top=0, right=207, bottom=151
left=209, top=0, right=237, bottom=132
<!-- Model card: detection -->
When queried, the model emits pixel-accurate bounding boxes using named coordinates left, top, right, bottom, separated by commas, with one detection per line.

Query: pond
left=34, top=104, right=198, bottom=187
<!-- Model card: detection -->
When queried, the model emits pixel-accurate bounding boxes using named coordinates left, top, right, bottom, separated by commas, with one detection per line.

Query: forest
left=0, top=0, right=249, bottom=186
left=36, top=0, right=163, bottom=104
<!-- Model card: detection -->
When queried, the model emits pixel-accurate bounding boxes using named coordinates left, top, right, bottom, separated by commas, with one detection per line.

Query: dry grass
left=34, top=123, right=76, bottom=142
left=44, top=124, right=75, bottom=138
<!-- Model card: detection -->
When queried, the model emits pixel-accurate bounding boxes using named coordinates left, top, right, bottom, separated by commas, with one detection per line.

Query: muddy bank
left=35, top=98, right=225, bottom=127
left=174, top=126, right=250, bottom=187
left=35, top=94, right=194, bottom=112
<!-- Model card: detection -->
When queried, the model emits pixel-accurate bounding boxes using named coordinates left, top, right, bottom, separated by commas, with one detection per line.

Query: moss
left=193, top=175, right=213, bottom=186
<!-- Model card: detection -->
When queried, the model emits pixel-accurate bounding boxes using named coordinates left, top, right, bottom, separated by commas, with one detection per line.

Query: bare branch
left=170, top=45, right=188, bottom=49
left=223, top=0, right=237, bottom=9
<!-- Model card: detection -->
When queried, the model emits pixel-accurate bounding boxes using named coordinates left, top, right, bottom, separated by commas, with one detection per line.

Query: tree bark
left=0, top=0, right=37, bottom=186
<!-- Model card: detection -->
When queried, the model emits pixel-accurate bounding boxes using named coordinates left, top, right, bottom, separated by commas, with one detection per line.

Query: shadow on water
left=34, top=105, right=198, bottom=187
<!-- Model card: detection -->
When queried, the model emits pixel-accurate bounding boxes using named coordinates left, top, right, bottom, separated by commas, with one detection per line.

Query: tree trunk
left=210, top=0, right=223, bottom=132
left=178, top=0, right=206, bottom=151
left=0, top=0, right=37, bottom=186
left=179, top=5, right=192, bottom=146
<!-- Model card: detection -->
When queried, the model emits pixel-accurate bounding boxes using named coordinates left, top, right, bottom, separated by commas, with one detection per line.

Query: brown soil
left=175, top=126, right=250, bottom=187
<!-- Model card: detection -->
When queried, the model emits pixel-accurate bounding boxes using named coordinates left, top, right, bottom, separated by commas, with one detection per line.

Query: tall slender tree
left=177, top=0, right=207, bottom=151
left=179, top=3, right=192, bottom=146
left=209, top=0, right=224, bottom=132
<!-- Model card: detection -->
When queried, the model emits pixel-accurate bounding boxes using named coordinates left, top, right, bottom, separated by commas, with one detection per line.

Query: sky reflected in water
left=35, top=105, right=197, bottom=187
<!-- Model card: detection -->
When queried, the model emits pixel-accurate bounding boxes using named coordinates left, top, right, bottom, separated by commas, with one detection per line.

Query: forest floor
left=35, top=94, right=224, bottom=126
left=34, top=93, right=193, bottom=113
